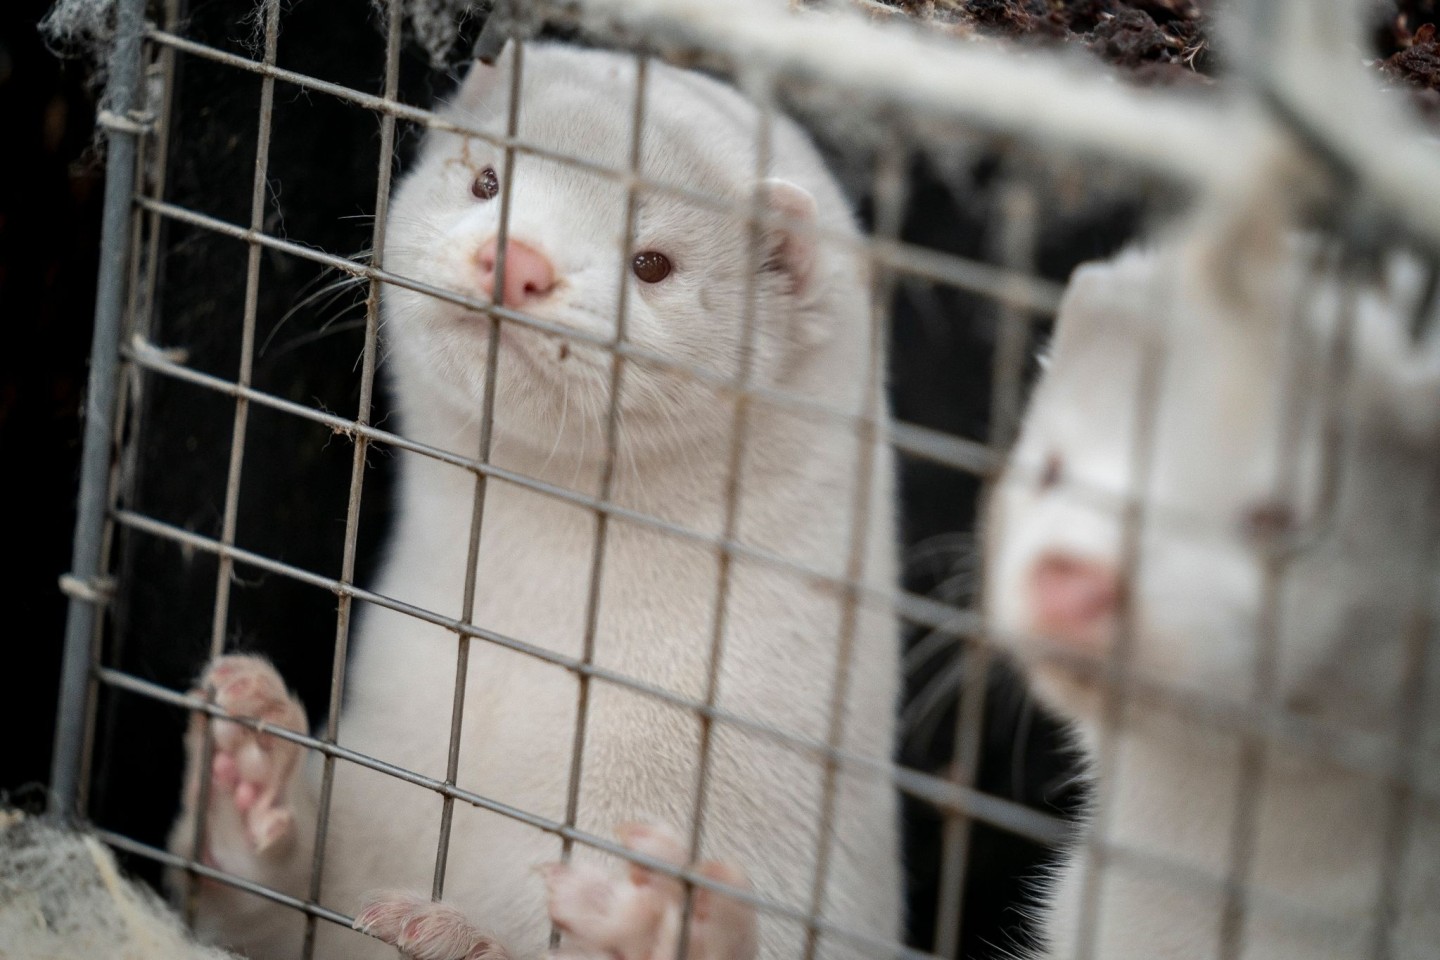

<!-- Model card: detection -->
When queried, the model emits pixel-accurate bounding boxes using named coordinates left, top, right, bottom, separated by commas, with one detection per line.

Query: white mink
left=168, top=42, right=901, bottom=960
left=985, top=210, right=1440, bottom=959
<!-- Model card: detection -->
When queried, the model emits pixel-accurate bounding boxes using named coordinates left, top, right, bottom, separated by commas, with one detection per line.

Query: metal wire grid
left=47, top=0, right=1438, bottom=959
left=1068, top=239, right=1439, bottom=960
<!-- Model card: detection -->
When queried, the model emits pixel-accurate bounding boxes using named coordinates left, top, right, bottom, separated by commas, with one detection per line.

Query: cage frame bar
left=49, top=0, right=151, bottom=820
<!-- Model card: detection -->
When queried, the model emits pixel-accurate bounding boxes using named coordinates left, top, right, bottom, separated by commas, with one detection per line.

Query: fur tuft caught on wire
left=0, top=809, right=237, bottom=960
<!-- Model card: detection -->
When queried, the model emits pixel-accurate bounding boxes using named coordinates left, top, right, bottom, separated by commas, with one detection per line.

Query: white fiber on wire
left=0, top=810, right=237, bottom=960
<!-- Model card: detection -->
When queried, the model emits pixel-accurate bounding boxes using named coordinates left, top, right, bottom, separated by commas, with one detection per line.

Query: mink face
left=985, top=242, right=1440, bottom=754
left=382, top=43, right=827, bottom=464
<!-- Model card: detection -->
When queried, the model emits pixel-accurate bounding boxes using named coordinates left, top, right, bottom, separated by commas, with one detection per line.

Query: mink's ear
left=1047, top=259, right=1122, bottom=357
left=454, top=40, right=514, bottom=106
left=1048, top=252, right=1160, bottom=360
left=760, top=179, right=818, bottom=298
left=1061, top=260, right=1126, bottom=315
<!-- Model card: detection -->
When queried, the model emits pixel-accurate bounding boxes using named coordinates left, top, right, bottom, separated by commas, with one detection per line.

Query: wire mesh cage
left=44, top=1, right=1440, bottom=959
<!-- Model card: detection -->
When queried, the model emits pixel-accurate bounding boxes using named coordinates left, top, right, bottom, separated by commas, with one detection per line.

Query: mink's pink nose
left=1028, top=552, right=1123, bottom=649
left=475, top=237, right=557, bottom=305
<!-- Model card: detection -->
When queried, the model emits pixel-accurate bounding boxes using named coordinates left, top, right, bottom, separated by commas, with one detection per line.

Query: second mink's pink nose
left=475, top=237, right=556, bottom=305
left=1028, top=553, right=1123, bottom=649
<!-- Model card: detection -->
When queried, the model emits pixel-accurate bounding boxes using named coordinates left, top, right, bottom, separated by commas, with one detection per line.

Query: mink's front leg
left=167, top=654, right=317, bottom=950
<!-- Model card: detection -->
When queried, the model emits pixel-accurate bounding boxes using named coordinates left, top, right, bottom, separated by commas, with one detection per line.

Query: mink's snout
left=474, top=235, right=557, bottom=306
left=1027, top=551, right=1124, bottom=652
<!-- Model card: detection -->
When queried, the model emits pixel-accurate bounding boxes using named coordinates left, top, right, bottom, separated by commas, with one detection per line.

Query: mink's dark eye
left=1039, top=453, right=1063, bottom=491
left=632, top=251, right=672, bottom=284
left=470, top=166, right=499, bottom=201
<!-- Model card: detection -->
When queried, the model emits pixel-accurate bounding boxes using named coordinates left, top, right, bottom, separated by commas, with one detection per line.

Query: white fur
left=985, top=216, right=1440, bottom=959
left=170, top=43, right=900, bottom=960
left=0, top=811, right=238, bottom=960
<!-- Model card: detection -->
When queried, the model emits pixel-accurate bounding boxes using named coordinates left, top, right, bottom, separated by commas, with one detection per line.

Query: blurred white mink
left=168, top=41, right=901, bottom=960
left=985, top=197, right=1440, bottom=960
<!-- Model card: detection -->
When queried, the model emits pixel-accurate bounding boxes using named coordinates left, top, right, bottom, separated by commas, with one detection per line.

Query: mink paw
left=178, top=654, right=307, bottom=862
left=541, top=823, right=757, bottom=960
left=354, top=894, right=510, bottom=960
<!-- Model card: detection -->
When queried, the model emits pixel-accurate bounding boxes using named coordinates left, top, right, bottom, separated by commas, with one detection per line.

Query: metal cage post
left=50, top=0, right=150, bottom=821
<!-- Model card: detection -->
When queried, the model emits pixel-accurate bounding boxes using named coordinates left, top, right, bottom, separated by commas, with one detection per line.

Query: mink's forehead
left=1040, top=335, right=1148, bottom=428
left=443, top=63, right=763, bottom=207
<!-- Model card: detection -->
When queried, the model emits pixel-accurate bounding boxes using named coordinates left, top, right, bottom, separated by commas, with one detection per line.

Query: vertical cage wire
left=1213, top=242, right=1360, bottom=960
left=50, top=0, right=149, bottom=820
left=181, top=0, right=283, bottom=923
left=802, top=130, right=910, bottom=960
left=299, top=0, right=405, bottom=953
left=73, top=54, right=158, bottom=822
left=1070, top=229, right=1173, bottom=960
left=556, top=45, right=651, bottom=877
left=932, top=170, right=1041, bottom=960
left=77, top=0, right=186, bottom=839
left=432, top=37, right=529, bottom=903
left=675, top=67, right=777, bottom=960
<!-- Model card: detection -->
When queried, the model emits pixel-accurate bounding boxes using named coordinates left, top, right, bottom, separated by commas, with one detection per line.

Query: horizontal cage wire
left=40, top=1, right=1440, bottom=960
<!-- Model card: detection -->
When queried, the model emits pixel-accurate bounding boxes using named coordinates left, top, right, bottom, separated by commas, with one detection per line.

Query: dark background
left=3, top=0, right=105, bottom=811
left=4, top=1, right=1434, bottom=958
